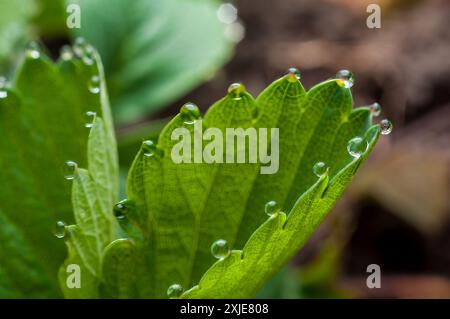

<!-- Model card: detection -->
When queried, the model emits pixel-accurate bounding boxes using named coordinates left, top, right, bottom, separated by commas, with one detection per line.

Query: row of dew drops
left=166, top=200, right=284, bottom=298
left=0, top=39, right=103, bottom=125
left=52, top=66, right=392, bottom=298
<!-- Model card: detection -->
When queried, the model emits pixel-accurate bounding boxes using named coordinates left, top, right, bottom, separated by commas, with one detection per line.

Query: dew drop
left=26, top=49, right=40, bottom=59
left=287, top=67, right=301, bottom=81
left=88, top=75, right=101, bottom=94
left=167, top=284, right=183, bottom=299
left=347, top=137, right=368, bottom=158
left=25, top=41, right=41, bottom=59
left=224, top=21, right=245, bottom=43
left=380, top=119, right=393, bottom=135
left=64, top=160, right=78, bottom=180
left=82, top=45, right=95, bottom=66
left=369, top=102, right=381, bottom=117
left=60, top=45, right=73, bottom=61
left=73, top=37, right=86, bottom=58
left=227, top=82, right=245, bottom=99
left=85, top=111, right=96, bottom=128
left=0, top=77, right=6, bottom=99
left=53, top=220, right=66, bottom=239
left=211, top=239, right=230, bottom=259
left=335, top=69, right=355, bottom=88
left=142, top=140, right=161, bottom=157
left=113, top=199, right=133, bottom=219
left=180, top=102, right=200, bottom=124
left=217, top=3, right=238, bottom=24
left=264, top=200, right=280, bottom=216
left=313, top=162, right=328, bottom=177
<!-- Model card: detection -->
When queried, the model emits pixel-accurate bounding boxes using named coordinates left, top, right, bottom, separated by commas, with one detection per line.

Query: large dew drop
left=335, top=70, right=355, bottom=88
left=347, top=137, right=368, bottom=158
left=167, top=284, right=183, bottom=299
left=211, top=239, right=230, bottom=259
left=180, top=102, right=200, bottom=125
left=287, top=67, right=301, bottom=81
left=227, top=83, right=245, bottom=99
left=313, top=162, right=328, bottom=177
left=53, top=220, right=66, bottom=239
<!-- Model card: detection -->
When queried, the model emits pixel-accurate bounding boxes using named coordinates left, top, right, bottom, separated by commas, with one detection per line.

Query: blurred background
left=1, top=0, right=449, bottom=298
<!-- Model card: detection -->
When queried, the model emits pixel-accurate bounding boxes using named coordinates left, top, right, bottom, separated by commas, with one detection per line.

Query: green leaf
left=97, top=73, right=381, bottom=298
left=68, top=0, right=234, bottom=123
left=33, top=0, right=68, bottom=38
left=183, top=126, right=379, bottom=298
left=58, top=54, right=119, bottom=298
left=0, top=213, right=56, bottom=298
left=0, top=0, right=36, bottom=73
left=0, top=45, right=118, bottom=297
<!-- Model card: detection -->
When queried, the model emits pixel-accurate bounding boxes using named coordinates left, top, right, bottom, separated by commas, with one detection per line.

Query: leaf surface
left=99, top=74, right=381, bottom=298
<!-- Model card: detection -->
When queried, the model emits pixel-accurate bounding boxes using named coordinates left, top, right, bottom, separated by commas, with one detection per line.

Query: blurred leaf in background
left=33, top=0, right=67, bottom=38
left=0, top=0, right=36, bottom=74
left=1, top=0, right=236, bottom=125
left=69, top=0, right=235, bottom=124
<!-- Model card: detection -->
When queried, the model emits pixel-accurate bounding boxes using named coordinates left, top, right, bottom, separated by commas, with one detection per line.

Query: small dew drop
left=88, top=75, right=101, bottom=94
left=380, top=119, right=393, bottom=135
left=82, top=45, right=95, bottom=66
left=217, top=3, right=238, bottom=24
left=335, top=69, right=355, bottom=88
left=0, top=76, right=6, bottom=87
left=313, top=162, right=328, bottom=177
left=224, top=21, right=245, bottom=43
left=60, top=45, right=73, bottom=61
left=64, top=160, right=78, bottom=180
left=142, top=140, right=158, bottom=157
left=369, top=102, right=381, bottom=117
left=211, top=239, right=230, bottom=259
left=85, top=111, right=96, bottom=128
left=264, top=200, right=280, bottom=217
left=113, top=199, right=132, bottom=220
left=0, top=77, right=6, bottom=98
left=347, top=137, right=368, bottom=158
left=83, top=56, right=94, bottom=66
left=73, top=37, right=86, bottom=57
left=287, top=67, right=301, bottom=81
left=53, top=220, right=66, bottom=239
left=227, top=82, right=245, bottom=99
left=180, top=102, right=200, bottom=124
left=27, top=49, right=40, bottom=59
left=26, top=41, right=41, bottom=59
left=167, top=284, right=183, bottom=299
